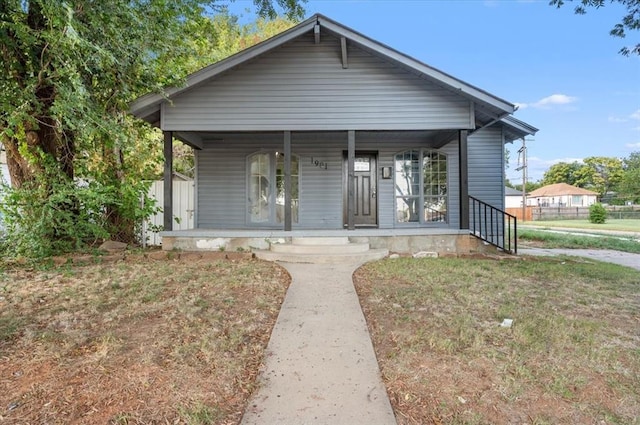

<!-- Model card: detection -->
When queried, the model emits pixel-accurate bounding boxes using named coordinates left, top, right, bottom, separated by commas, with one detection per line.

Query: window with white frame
left=248, top=152, right=299, bottom=224
left=394, top=149, right=447, bottom=223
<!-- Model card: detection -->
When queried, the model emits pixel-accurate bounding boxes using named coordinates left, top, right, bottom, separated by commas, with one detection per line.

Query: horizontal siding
left=468, top=127, right=504, bottom=210
left=196, top=131, right=461, bottom=230
left=292, top=133, right=345, bottom=229
left=163, top=32, right=471, bottom=131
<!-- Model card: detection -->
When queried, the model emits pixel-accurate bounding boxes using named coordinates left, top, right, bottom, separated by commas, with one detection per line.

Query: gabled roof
left=130, top=14, right=516, bottom=126
left=528, top=183, right=598, bottom=197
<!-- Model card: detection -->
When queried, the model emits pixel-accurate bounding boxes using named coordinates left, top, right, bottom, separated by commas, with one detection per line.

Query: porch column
left=458, top=129, right=469, bottom=229
left=347, top=130, right=355, bottom=230
left=163, top=131, right=174, bottom=231
left=284, top=131, right=292, bottom=231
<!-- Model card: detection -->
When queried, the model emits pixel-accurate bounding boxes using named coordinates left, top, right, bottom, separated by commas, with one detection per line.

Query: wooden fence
left=506, top=207, right=533, bottom=222
left=511, top=205, right=640, bottom=222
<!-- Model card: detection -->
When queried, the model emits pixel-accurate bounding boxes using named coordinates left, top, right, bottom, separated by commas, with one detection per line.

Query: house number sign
left=310, top=157, right=328, bottom=170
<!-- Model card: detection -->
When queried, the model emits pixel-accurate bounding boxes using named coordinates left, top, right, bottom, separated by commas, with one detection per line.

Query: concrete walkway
left=520, top=248, right=640, bottom=271
left=241, top=261, right=396, bottom=425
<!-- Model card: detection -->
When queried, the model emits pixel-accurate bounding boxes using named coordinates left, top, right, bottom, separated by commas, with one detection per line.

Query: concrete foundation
left=161, top=229, right=494, bottom=256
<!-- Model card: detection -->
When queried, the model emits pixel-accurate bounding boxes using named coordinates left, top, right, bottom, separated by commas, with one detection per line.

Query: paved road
left=520, top=248, right=640, bottom=271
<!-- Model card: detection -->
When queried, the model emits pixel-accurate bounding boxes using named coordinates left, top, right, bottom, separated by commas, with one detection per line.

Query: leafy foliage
left=619, top=151, right=640, bottom=203
left=588, top=202, right=608, bottom=223
left=541, top=156, right=624, bottom=197
left=0, top=1, right=304, bottom=258
left=550, top=0, right=640, bottom=55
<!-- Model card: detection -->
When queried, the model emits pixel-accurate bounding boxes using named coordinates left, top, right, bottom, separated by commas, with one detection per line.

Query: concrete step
left=270, top=242, right=370, bottom=254
left=254, top=249, right=389, bottom=264
left=291, top=237, right=350, bottom=246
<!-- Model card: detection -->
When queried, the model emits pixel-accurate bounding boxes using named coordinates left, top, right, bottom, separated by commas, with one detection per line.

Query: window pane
left=275, top=154, right=299, bottom=224
left=423, top=150, right=447, bottom=223
left=395, top=150, right=420, bottom=223
left=249, top=153, right=270, bottom=223
left=396, top=197, right=420, bottom=222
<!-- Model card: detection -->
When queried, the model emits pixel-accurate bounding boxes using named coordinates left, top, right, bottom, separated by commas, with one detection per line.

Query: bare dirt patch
left=354, top=255, right=640, bottom=424
left=0, top=254, right=290, bottom=424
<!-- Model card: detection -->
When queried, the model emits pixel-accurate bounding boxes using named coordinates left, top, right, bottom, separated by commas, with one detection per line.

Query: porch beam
left=341, top=37, right=348, bottom=69
left=458, top=130, right=469, bottom=229
left=284, top=131, right=292, bottom=231
left=347, top=130, right=355, bottom=230
left=163, top=131, right=173, bottom=231
left=174, top=131, right=204, bottom=150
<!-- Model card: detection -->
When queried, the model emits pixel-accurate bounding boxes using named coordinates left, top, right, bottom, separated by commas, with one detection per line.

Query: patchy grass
left=0, top=254, right=290, bottom=424
left=519, top=229, right=640, bottom=253
left=525, top=219, right=640, bottom=232
left=354, top=256, right=640, bottom=425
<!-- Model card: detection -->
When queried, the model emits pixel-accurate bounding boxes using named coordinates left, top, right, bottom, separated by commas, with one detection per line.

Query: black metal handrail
left=469, top=196, right=517, bottom=254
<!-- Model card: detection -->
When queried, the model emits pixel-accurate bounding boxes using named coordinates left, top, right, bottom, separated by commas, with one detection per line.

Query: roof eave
left=502, top=116, right=539, bottom=135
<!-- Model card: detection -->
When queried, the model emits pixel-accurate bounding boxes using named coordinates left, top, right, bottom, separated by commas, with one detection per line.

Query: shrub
left=589, top=203, right=607, bottom=224
left=0, top=173, right=157, bottom=259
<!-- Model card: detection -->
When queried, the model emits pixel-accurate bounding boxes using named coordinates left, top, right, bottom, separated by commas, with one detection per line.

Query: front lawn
left=355, top=256, right=640, bottom=424
left=524, top=219, right=640, bottom=233
left=0, top=254, right=289, bottom=424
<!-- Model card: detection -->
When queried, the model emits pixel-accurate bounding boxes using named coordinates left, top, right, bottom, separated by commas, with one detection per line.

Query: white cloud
left=630, top=109, right=640, bottom=120
left=633, top=126, right=640, bottom=131
left=533, top=94, right=578, bottom=108
left=515, top=94, right=578, bottom=111
left=608, top=116, right=627, bottom=123
left=626, top=142, right=640, bottom=149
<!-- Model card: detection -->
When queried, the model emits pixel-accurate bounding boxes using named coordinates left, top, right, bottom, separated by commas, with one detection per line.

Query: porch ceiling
left=176, top=129, right=460, bottom=149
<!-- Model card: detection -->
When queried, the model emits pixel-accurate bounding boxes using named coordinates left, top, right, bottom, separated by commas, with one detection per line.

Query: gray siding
left=196, top=131, right=461, bottom=230
left=468, top=126, right=505, bottom=209
left=162, top=32, right=472, bottom=132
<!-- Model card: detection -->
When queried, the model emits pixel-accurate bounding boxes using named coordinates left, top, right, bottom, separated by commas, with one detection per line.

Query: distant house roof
left=130, top=13, right=517, bottom=128
left=505, top=186, right=524, bottom=196
left=528, top=183, right=598, bottom=197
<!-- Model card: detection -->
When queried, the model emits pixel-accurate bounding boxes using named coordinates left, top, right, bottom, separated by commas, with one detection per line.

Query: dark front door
left=344, top=152, right=378, bottom=227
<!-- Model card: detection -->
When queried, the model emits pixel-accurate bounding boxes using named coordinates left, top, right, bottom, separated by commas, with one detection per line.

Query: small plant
left=588, top=203, right=607, bottom=224
left=178, top=402, right=223, bottom=424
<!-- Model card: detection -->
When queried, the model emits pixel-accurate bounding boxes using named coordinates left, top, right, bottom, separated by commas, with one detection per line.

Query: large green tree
left=581, top=156, right=624, bottom=197
left=550, top=0, right=640, bottom=55
left=0, top=0, right=303, bottom=255
left=619, top=151, right=640, bottom=202
left=541, top=156, right=624, bottom=197
left=541, top=161, right=587, bottom=187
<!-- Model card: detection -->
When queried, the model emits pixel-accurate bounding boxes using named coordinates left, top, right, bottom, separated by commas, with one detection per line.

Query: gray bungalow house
left=131, top=14, right=537, bottom=256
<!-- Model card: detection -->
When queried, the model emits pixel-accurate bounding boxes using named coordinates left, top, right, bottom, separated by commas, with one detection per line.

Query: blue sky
left=231, top=0, right=640, bottom=183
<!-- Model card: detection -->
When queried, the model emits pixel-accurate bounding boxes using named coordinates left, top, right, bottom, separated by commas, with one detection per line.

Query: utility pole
left=516, top=137, right=527, bottom=222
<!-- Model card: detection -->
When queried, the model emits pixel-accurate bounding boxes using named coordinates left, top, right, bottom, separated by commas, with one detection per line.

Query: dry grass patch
left=354, top=255, right=640, bottom=425
left=0, top=254, right=290, bottom=424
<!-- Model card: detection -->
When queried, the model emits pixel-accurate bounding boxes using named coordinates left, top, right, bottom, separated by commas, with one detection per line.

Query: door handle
left=372, top=186, right=377, bottom=198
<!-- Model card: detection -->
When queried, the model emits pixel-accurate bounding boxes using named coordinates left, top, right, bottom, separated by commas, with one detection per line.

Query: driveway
left=519, top=248, right=640, bottom=271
